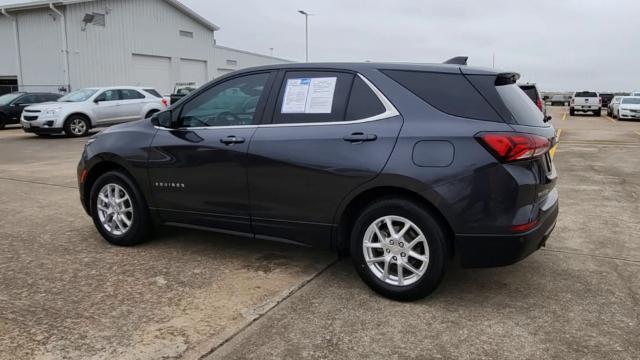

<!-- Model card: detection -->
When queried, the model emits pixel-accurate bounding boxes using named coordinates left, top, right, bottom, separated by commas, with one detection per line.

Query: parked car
left=549, top=95, right=569, bottom=106
left=599, top=93, right=614, bottom=108
left=630, top=91, right=640, bottom=97
left=607, top=96, right=622, bottom=117
left=169, top=82, right=198, bottom=105
left=77, top=62, right=558, bottom=301
left=518, top=83, right=547, bottom=116
left=21, top=86, right=166, bottom=137
left=0, top=92, right=61, bottom=129
left=615, top=96, right=640, bottom=120
left=570, top=91, right=601, bottom=116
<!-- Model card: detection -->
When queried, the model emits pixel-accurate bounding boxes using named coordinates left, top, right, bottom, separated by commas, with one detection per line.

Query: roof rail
left=443, top=56, right=468, bottom=65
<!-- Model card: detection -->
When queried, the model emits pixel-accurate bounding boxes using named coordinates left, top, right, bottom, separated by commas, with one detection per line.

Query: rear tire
left=594, top=110, right=601, bottom=117
left=89, top=171, right=151, bottom=246
left=0, top=114, right=6, bottom=129
left=350, top=198, right=448, bottom=301
left=64, top=115, right=90, bottom=137
left=569, top=108, right=575, bottom=116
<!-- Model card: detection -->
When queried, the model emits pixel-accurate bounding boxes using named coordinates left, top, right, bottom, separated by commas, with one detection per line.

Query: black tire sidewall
left=89, top=171, right=149, bottom=246
left=64, top=115, right=89, bottom=137
left=350, top=198, right=448, bottom=301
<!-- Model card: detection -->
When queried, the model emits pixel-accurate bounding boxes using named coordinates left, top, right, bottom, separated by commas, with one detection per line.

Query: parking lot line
left=634, top=130, right=640, bottom=137
left=562, top=112, right=567, bottom=121
left=606, top=116, right=616, bottom=123
left=549, top=128, right=561, bottom=158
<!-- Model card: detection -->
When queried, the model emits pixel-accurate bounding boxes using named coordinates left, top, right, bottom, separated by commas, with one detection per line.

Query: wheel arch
left=333, top=185, right=455, bottom=257
left=82, top=159, right=138, bottom=214
left=64, top=112, right=93, bottom=127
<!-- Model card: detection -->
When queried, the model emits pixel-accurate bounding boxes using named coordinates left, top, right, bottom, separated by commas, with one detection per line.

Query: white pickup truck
left=570, top=91, right=601, bottom=116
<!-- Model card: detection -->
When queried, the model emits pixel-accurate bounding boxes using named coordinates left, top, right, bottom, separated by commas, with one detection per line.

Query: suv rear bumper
left=455, top=199, right=559, bottom=268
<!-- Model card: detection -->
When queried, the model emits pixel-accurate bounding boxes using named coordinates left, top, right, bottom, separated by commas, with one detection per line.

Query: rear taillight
left=599, top=97, right=602, bottom=105
left=536, top=98, right=543, bottom=111
left=477, top=132, right=550, bottom=162
left=161, top=98, right=168, bottom=107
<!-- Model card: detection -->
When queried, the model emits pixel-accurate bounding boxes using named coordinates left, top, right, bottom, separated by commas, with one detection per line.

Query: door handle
left=343, top=132, right=377, bottom=143
left=220, top=135, right=246, bottom=145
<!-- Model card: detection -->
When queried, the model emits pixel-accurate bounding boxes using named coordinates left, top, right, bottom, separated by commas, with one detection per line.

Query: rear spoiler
left=443, top=56, right=468, bottom=65
left=495, top=72, right=520, bottom=85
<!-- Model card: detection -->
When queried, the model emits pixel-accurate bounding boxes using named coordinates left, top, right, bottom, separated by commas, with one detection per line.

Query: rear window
left=622, top=97, right=640, bottom=104
left=575, top=91, right=598, bottom=98
left=519, top=86, right=538, bottom=102
left=382, top=70, right=500, bottom=121
left=143, top=88, right=162, bottom=98
left=496, top=84, right=546, bottom=127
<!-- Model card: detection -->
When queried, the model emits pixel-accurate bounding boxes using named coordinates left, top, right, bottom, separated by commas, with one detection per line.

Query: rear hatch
left=463, top=71, right=557, bottom=204
left=573, top=91, right=599, bottom=107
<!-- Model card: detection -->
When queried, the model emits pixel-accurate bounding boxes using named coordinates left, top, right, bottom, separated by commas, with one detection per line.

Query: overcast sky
left=1, top=0, right=638, bottom=92
left=180, top=0, right=639, bottom=92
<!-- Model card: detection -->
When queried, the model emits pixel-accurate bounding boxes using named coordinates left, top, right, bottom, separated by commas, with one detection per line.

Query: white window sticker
left=281, top=77, right=337, bottom=114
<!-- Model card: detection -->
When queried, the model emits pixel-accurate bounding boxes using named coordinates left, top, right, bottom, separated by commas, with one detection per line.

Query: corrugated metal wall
left=16, top=7, right=65, bottom=90
left=213, top=45, right=291, bottom=78
left=0, top=17, right=18, bottom=77
left=6, top=0, right=292, bottom=94
left=64, top=0, right=214, bottom=92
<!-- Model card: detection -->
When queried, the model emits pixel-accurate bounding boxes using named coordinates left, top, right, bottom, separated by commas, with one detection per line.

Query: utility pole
left=298, top=10, right=310, bottom=62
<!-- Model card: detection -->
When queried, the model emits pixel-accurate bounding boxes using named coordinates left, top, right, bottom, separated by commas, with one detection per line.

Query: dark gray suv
left=77, top=62, right=558, bottom=300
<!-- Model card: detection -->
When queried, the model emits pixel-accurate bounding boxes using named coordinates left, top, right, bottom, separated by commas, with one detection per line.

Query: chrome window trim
left=154, top=73, right=400, bottom=131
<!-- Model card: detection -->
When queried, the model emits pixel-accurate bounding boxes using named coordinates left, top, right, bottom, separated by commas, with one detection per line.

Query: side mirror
left=151, top=110, right=173, bottom=128
left=544, top=115, right=552, bottom=123
left=93, top=99, right=101, bottom=104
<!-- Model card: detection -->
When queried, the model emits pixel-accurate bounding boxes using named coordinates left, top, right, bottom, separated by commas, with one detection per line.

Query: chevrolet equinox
left=78, top=62, right=559, bottom=301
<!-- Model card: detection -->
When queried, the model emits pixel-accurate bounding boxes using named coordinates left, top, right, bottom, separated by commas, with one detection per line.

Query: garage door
left=132, top=54, right=172, bottom=95
left=179, top=59, right=208, bottom=87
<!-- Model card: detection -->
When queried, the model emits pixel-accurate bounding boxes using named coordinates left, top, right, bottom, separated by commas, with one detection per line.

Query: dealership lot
left=1, top=106, right=639, bottom=359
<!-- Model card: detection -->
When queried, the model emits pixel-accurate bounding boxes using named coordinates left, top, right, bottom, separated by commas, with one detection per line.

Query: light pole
left=298, top=10, right=310, bottom=62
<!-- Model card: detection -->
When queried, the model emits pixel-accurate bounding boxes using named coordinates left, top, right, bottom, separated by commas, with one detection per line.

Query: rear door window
left=273, top=71, right=354, bottom=124
left=496, top=84, right=546, bottom=127
left=382, top=70, right=501, bottom=122
left=119, top=89, right=145, bottom=100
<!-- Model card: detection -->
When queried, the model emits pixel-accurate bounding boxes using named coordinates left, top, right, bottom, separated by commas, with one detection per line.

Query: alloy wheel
left=362, top=215, right=430, bottom=286
left=70, top=118, right=87, bottom=135
left=96, top=183, right=134, bottom=236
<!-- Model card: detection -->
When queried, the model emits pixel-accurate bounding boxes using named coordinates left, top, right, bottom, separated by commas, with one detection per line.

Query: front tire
left=90, top=171, right=150, bottom=246
left=64, top=115, right=90, bottom=137
left=350, top=198, right=448, bottom=301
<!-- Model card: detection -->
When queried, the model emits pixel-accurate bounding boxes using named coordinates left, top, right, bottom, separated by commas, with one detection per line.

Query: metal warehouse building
left=0, top=0, right=290, bottom=95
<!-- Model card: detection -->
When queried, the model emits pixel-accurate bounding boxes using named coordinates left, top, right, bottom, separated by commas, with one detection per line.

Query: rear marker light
left=536, top=98, right=543, bottom=111
left=511, top=220, right=538, bottom=233
left=477, top=132, right=550, bottom=162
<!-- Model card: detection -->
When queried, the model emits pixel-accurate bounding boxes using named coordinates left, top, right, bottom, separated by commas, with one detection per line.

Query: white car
left=630, top=91, right=640, bottom=97
left=607, top=96, right=622, bottom=117
left=615, top=96, right=640, bottom=120
left=21, top=86, right=167, bottom=137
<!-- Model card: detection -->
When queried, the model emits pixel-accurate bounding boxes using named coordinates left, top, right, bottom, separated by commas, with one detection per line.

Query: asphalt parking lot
left=1, top=106, right=639, bottom=359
